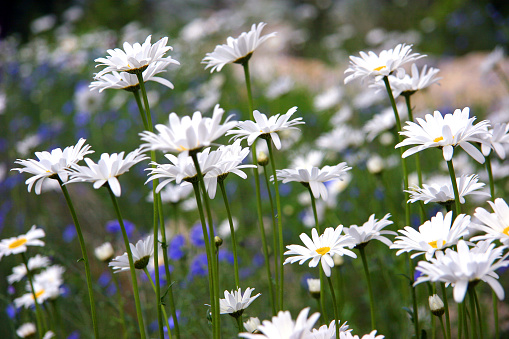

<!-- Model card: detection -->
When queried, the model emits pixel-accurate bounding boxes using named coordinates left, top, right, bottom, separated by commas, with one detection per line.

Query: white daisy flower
left=273, top=163, right=351, bottom=200
left=481, top=122, right=509, bottom=159
left=244, top=317, right=261, bottom=334
left=363, top=104, right=407, bottom=142
left=395, top=107, right=490, bottom=163
left=391, top=211, right=471, bottom=260
left=42, top=331, right=55, bottom=339
left=219, top=287, right=261, bottom=317
left=33, top=265, right=65, bottom=289
left=344, top=43, right=425, bottom=84
left=94, top=35, right=178, bottom=76
left=12, top=138, right=93, bottom=194
left=139, top=104, right=237, bottom=154
left=227, top=107, right=304, bottom=150
left=471, top=198, right=509, bottom=245
left=202, top=22, right=276, bottom=72
left=14, top=279, right=62, bottom=308
left=310, top=320, right=350, bottom=338
left=8, top=254, right=51, bottom=284
left=146, top=182, right=193, bottom=204
left=284, top=226, right=357, bottom=277
left=67, top=147, right=148, bottom=197
left=428, top=294, right=445, bottom=316
left=16, top=323, right=36, bottom=338
left=94, top=242, right=115, bottom=262
left=109, top=235, right=155, bottom=272
left=406, top=174, right=490, bottom=205
left=343, top=213, right=396, bottom=248
left=0, top=226, right=45, bottom=261
left=238, top=307, right=320, bottom=339
left=339, top=330, right=385, bottom=339
left=414, top=240, right=509, bottom=303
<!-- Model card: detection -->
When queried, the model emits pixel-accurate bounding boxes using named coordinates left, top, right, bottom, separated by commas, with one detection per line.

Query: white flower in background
left=406, top=174, right=489, bottom=205
left=314, top=86, right=343, bottom=111
left=74, top=84, right=104, bottom=113
left=244, top=317, right=261, bottom=334
left=140, top=104, right=237, bottom=154
left=12, top=139, right=93, bottom=194
left=372, top=64, right=441, bottom=98
left=94, top=242, right=115, bottom=262
left=219, top=287, right=261, bottom=316
left=391, top=211, right=470, bottom=260
left=395, top=107, right=490, bottom=163
left=146, top=182, right=193, bottom=204
left=202, top=22, right=276, bottom=72
left=109, top=235, right=155, bottom=272
left=480, top=45, right=505, bottom=74
left=344, top=43, right=425, bottom=84
left=363, top=104, right=407, bottom=141
left=289, top=150, right=324, bottom=170
left=239, top=307, right=320, bottom=339
left=414, top=240, right=509, bottom=303
left=33, top=265, right=65, bottom=290
left=67, top=148, right=148, bottom=197
left=340, top=330, right=385, bottom=339
left=14, top=281, right=61, bottom=308
left=8, top=254, right=50, bottom=284
left=0, top=226, right=45, bottom=260
left=366, top=155, right=385, bottom=174
left=90, top=58, right=178, bottom=92
left=343, top=214, right=396, bottom=248
left=471, top=198, right=509, bottom=245
left=227, top=107, right=304, bottom=150
left=306, top=278, right=321, bottom=297
left=274, top=163, right=351, bottom=200
left=42, top=331, right=56, bottom=339
left=311, top=320, right=350, bottom=338
left=16, top=323, right=36, bottom=338
left=94, top=35, right=178, bottom=76
left=316, top=125, right=365, bottom=153
left=284, top=226, right=357, bottom=277
left=266, top=76, right=294, bottom=99
left=481, top=122, right=509, bottom=159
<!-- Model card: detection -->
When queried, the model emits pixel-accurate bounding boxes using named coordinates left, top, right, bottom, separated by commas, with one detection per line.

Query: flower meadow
left=2, top=2, right=509, bottom=339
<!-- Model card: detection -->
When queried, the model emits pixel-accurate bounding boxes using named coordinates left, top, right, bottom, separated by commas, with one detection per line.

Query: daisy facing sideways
left=0, top=225, right=45, bottom=260
left=219, top=287, right=260, bottom=317
left=471, top=198, right=509, bottom=246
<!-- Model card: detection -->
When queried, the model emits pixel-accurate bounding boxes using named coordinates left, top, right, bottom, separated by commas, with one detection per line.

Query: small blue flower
left=105, top=220, right=135, bottom=237
left=168, top=235, right=185, bottom=260
left=63, top=224, right=77, bottom=243
left=189, top=222, right=205, bottom=247
left=188, top=253, right=208, bottom=280
left=67, top=331, right=80, bottom=339
left=218, top=249, right=234, bottom=265
left=98, top=271, right=111, bottom=288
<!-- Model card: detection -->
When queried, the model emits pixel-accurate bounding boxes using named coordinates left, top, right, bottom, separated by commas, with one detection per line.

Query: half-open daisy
left=481, top=122, right=509, bottom=159
left=343, top=213, right=396, bottom=248
left=471, top=198, right=509, bottom=245
left=109, top=235, right=155, bottom=272
left=0, top=226, right=45, bottom=260
left=219, top=287, right=261, bottom=318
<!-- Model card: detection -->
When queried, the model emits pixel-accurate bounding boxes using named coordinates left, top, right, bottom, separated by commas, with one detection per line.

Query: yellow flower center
left=433, top=136, right=444, bottom=143
left=373, top=66, right=386, bottom=71
left=177, top=145, right=188, bottom=151
left=502, top=226, right=509, bottom=236
left=428, top=240, right=445, bottom=249
left=9, top=238, right=27, bottom=249
left=315, top=246, right=330, bottom=256
left=32, top=289, right=45, bottom=300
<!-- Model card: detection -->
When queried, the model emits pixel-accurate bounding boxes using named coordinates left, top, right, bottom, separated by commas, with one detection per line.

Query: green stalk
left=485, top=154, right=495, bottom=198
left=463, top=301, right=469, bottom=339
left=266, top=139, right=285, bottom=310
left=446, top=160, right=462, bottom=216
left=358, top=246, right=376, bottom=330
left=458, top=302, right=463, bottom=339
left=468, top=287, right=477, bottom=338
left=144, top=268, right=173, bottom=339
left=21, top=252, right=44, bottom=339
left=242, top=61, right=277, bottom=314
left=473, top=288, right=484, bottom=339
left=326, top=275, right=340, bottom=339
left=439, top=316, right=447, bottom=339
left=111, top=269, right=128, bottom=339
left=58, top=180, right=98, bottom=338
left=218, top=179, right=240, bottom=288
left=235, top=314, right=245, bottom=333
left=133, top=90, right=149, bottom=130
left=106, top=185, right=146, bottom=339
left=441, top=283, right=451, bottom=339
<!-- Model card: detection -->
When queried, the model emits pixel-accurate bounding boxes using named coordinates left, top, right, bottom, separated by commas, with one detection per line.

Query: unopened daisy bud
left=307, top=278, right=321, bottom=299
left=94, top=242, right=114, bottom=262
left=379, top=132, right=394, bottom=146
left=333, top=253, right=344, bottom=266
left=16, top=322, right=36, bottom=338
left=215, top=236, right=223, bottom=248
left=257, top=151, right=269, bottom=166
left=429, top=294, right=445, bottom=317
left=244, top=317, right=261, bottom=333
left=367, top=155, right=384, bottom=174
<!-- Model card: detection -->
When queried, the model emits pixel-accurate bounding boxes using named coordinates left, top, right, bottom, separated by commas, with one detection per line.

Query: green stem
left=242, top=62, right=254, bottom=120
left=235, top=315, right=245, bottom=333
left=136, top=73, right=154, bottom=129
left=406, top=255, right=420, bottom=338
left=468, top=287, right=477, bottom=339
left=58, top=180, right=98, bottom=339
left=106, top=185, right=146, bottom=339
left=439, top=316, right=447, bottom=339
left=133, top=90, right=149, bottom=130
left=144, top=268, right=173, bottom=339
left=473, top=288, right=484, bottom=339
left=111, top=269, right=128, bottom=339
left=326, top=275, right=340, bottom=339
left=485, top=154, right=495, bottom=198
left=21, top=252, right=44, bottom=339
left=266, top=139, right=285, bottom=311
left=493, top=290, right=499, bottom=339
left=463, top=301, right=469, bottom=339
left=218, top=180, right=240, bottom=288
left=441, top=283, right=451, bottom=339
left=358, top=246, right=376, bottom=330
left=446, top=160, right=462, bottom=216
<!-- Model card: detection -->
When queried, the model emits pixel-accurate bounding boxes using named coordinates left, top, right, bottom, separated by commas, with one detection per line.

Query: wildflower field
left=2, top=1, right=509, bottom=338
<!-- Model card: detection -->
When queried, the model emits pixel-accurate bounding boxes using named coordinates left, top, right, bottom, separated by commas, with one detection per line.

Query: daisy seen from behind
left=227, top=106, right=304, bottom=150
left=310, top=320, right=350, bottom=338
left=8, top=254, right=51, bottom=284
left=219, top=287, right=261, bottom=317
left=109, top=235, right=155, bottom=272
left=202, top=22, right=276, bottom=72
left=395, top=107, right=490, bottom=163
left=0, top=225, right=45, bottom=260
left=284, top=225, right=357, bottom=277
left=414, top=240, right=509, bottom=303
left=344, top=43, right=425, bottom=84
left=481, top=122, right=509, bottom=159
left=343, top=213, right=396, bottom=248
left=12, top=138, right=93, bottom=194
left=471, top=198, right=509, bottom=245
left=140, top=104, right=237, bottom=154
left=391, top=211, right=471, bottom=260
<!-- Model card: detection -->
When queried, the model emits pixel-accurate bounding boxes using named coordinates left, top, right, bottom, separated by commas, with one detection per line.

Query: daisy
left=8, top=254, right=50, bottom=284
left=344, top=43, right=425, bottom=84
left=284, top=226, right=357, bottom=277
left=395, top=107, right=490, bottom=163
left=67, top=147, right=148, bottom=197
left=109, top=235, right=155, bottom=272
left=146, top=182, right=193, bottom=204
left=139, top=104, right=237, bottom=154
left=12, top=138, right=93, bottom=194
left=343, top=213, right=396, bottom=248
left=94, top=35, right=178, bottom=76
left=391, top=211, right=471, bottom=260
left=428, top=294, right=445, bottom=317
left=94, top=242, right=115, bottom=262
left=14, top=280, right=62, bottom=308
left=227, top=107, right=304, bottom=150
left=90, top=58, right=178, bottom=92
left=16, top=323, right=36, bottom=338
left=481, top=122, right=509, bottom=159
left=310, top=320, right=350, bottom=339
left=471, top=198, right=509, bottom=245
left=244, top=317, right=261, bottom=334
left=406, top=174, right=489, bottom=205
left=306, top=278, right=321, bottom=298
left=238, top=307, right=320, bottom=339
left=219, top=287, right=261, bottom=317
left=33, top=265, right=65, bottom=289
left=414, top=240, right=509, bottom=303
left=0, top=226, right=45, bottom=260
left=202, top=22, right=277, bottom=72
left=363, top=104, right=407, bottom=142
left=339, top=330, right=385, bottom=339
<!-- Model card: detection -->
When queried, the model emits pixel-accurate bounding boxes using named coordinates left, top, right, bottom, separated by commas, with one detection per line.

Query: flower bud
left=257, top=151, right=269, bottom=166
left=244, top=317, right=261, bottom=333
left=366, top=155, right=384, bottom=174
left=307, top=278, right=321, bottom=299
left=214, top=236, right=223, bottom=248
left=94, top=242, right=114, bottom=262
left=333, top=253, right=344, bottom=266
left=429, top=294, right=445, bottom=317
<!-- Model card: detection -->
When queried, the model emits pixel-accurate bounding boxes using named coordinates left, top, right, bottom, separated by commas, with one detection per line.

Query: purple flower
left=188, top=253, right=208, bottom=280
left=105, top=219, right=135, bottom=237
left=63, top=224, right=77, bottom=243
left=169, top=234, right=185, bottom=260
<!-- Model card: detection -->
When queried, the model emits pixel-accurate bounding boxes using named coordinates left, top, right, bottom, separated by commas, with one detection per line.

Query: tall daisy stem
left=21, top=252, right=45, bottom=339
left=473, top=287, right=484, bottom=339
left=107, top=185, right=146, bottom=339
left=468, top=287, right=478, bottom=338
left=440, top=283, right=451, bottom=339
left=111, top=269, right=128, bottom=339
left=358, top=245, right=376, bottom=330
left=439, top=316, right=447, bottom=339
left=218, top=180, right=240, bottom=288
left=446, top=160, right=462, bottom=216
left=144, top=268, right=173, bottom=339
left=326, top=275, right=340, bottom=339
left=58, top=180, right=98, bottom=339
left=133, top=90, right=149, bottom=130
